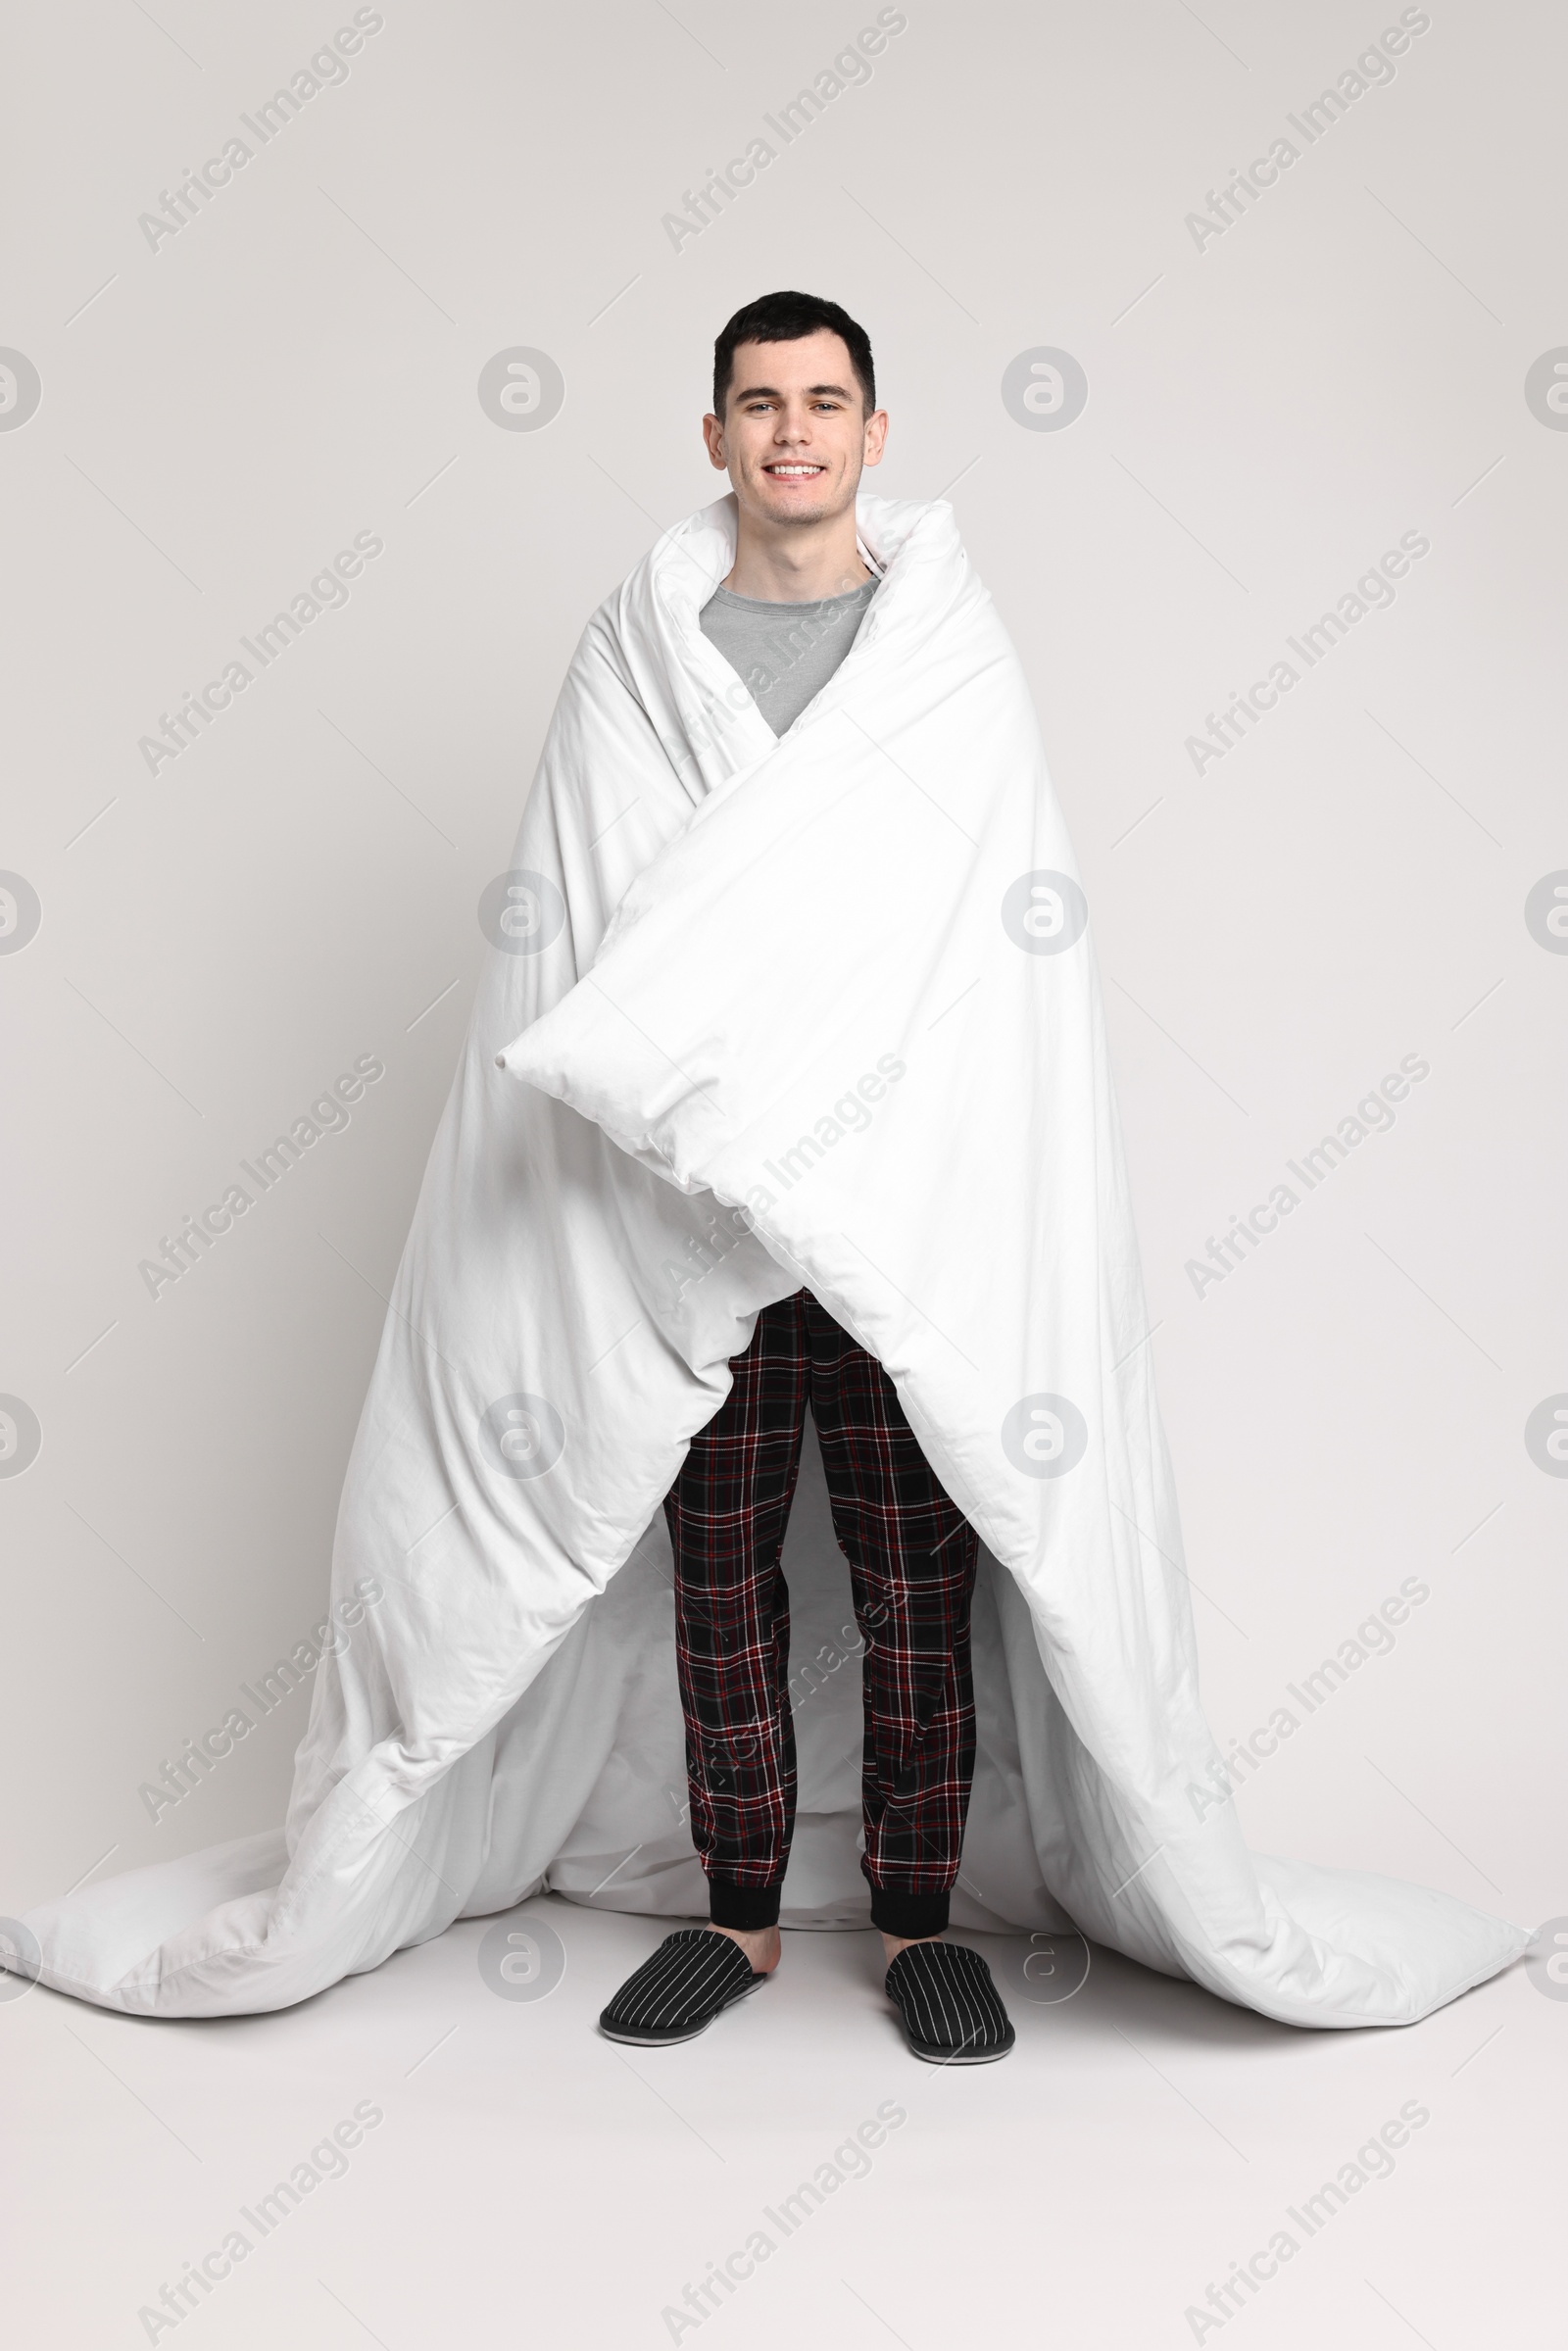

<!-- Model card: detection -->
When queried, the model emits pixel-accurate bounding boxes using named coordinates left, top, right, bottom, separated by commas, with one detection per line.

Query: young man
left=10, top=300, right=1525, bottom=2041
left=597, top=293, right=1015, bottom=2064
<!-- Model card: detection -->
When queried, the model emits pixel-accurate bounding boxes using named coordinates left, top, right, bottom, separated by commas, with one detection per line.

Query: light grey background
left=2, top=0, right=1561, bottom=1954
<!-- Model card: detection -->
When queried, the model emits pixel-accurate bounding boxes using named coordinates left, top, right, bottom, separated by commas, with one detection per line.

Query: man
left=13, top=304, right=1523, bottom=2041
left=596, top=293, right=1014, bottom=2064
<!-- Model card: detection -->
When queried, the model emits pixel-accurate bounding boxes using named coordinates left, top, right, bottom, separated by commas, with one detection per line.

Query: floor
left=4, top=1896, right=1557, bottom=2348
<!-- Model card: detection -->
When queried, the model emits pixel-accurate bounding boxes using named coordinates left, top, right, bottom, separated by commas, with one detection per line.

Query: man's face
left=704, top=329, right=887, bottom=527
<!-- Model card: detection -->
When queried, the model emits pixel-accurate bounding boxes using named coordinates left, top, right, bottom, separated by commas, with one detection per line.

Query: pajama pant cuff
left=707, top=1877, right=783, bottom=1930
left=868, top=1885, right=952, bottom=1938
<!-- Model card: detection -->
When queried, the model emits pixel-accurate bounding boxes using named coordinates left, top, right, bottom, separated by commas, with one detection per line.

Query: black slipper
left=599, top=1928, right=769, bottom=2046
left=885, top=1939, right=1016, bottom=2064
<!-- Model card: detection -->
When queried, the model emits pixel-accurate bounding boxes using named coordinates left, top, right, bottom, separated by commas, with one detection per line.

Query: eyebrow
left=732, top=381, right=857, bottom=404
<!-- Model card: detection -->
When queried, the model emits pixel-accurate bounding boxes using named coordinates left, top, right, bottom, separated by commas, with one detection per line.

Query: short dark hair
left=712, top=290, right=875, bottom=417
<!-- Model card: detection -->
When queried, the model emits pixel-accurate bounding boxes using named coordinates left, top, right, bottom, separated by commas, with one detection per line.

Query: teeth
left=768, top=465, right=821, bottom=474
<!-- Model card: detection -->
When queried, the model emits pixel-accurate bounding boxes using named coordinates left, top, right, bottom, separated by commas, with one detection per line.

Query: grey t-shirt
left=699, top=576, right=879, bottom=737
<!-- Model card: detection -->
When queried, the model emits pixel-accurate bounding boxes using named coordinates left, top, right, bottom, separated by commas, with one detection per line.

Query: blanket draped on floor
left=12, top=492, right=1527, bottom=2022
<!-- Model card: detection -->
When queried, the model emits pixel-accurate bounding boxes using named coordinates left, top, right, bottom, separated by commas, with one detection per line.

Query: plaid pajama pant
left=663, top=1288, right=980, bottom=1939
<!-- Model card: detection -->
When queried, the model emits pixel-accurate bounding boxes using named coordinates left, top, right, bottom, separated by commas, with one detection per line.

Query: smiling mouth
left=763, top=463, right=825, bottom=478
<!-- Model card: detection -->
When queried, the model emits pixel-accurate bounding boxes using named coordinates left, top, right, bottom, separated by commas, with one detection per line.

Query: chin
left=753, top=481, right=847, bottom=525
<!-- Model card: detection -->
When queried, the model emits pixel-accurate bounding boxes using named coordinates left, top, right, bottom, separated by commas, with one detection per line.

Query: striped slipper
left=885, top=1939, right=1016, bottom=2065
left=599, top=1928, right=769, bottom=2046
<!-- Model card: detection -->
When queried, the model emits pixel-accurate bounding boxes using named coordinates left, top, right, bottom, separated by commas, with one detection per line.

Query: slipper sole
left=598, top=1969, right=766, bottom=2046
left=897, top=2018, right=1017, bottom=2065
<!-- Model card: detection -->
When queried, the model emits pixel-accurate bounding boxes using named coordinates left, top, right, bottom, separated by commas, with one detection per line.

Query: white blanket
left=13, top=492, right=1528, bottom=2023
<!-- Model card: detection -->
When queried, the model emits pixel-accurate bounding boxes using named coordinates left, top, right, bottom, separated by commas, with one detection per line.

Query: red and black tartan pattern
left=663, top=1289, right=980, bottom=1933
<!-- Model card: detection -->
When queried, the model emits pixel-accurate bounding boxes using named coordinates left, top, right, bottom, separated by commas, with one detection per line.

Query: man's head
left=704, top=290, right=886, bottom=532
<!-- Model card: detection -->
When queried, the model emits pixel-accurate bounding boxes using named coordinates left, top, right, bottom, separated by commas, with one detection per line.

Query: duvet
left=10, top=491, right=1528, bottom=2023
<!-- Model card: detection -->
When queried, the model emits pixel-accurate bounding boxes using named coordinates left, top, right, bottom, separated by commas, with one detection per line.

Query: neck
left=723, top=510, right=871, bottom=603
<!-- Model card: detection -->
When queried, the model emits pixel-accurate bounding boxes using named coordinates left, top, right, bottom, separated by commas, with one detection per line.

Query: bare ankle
left=881, top=1930, right=946, bottom=1963
left=708, top=1922, right=781, bottom=1974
